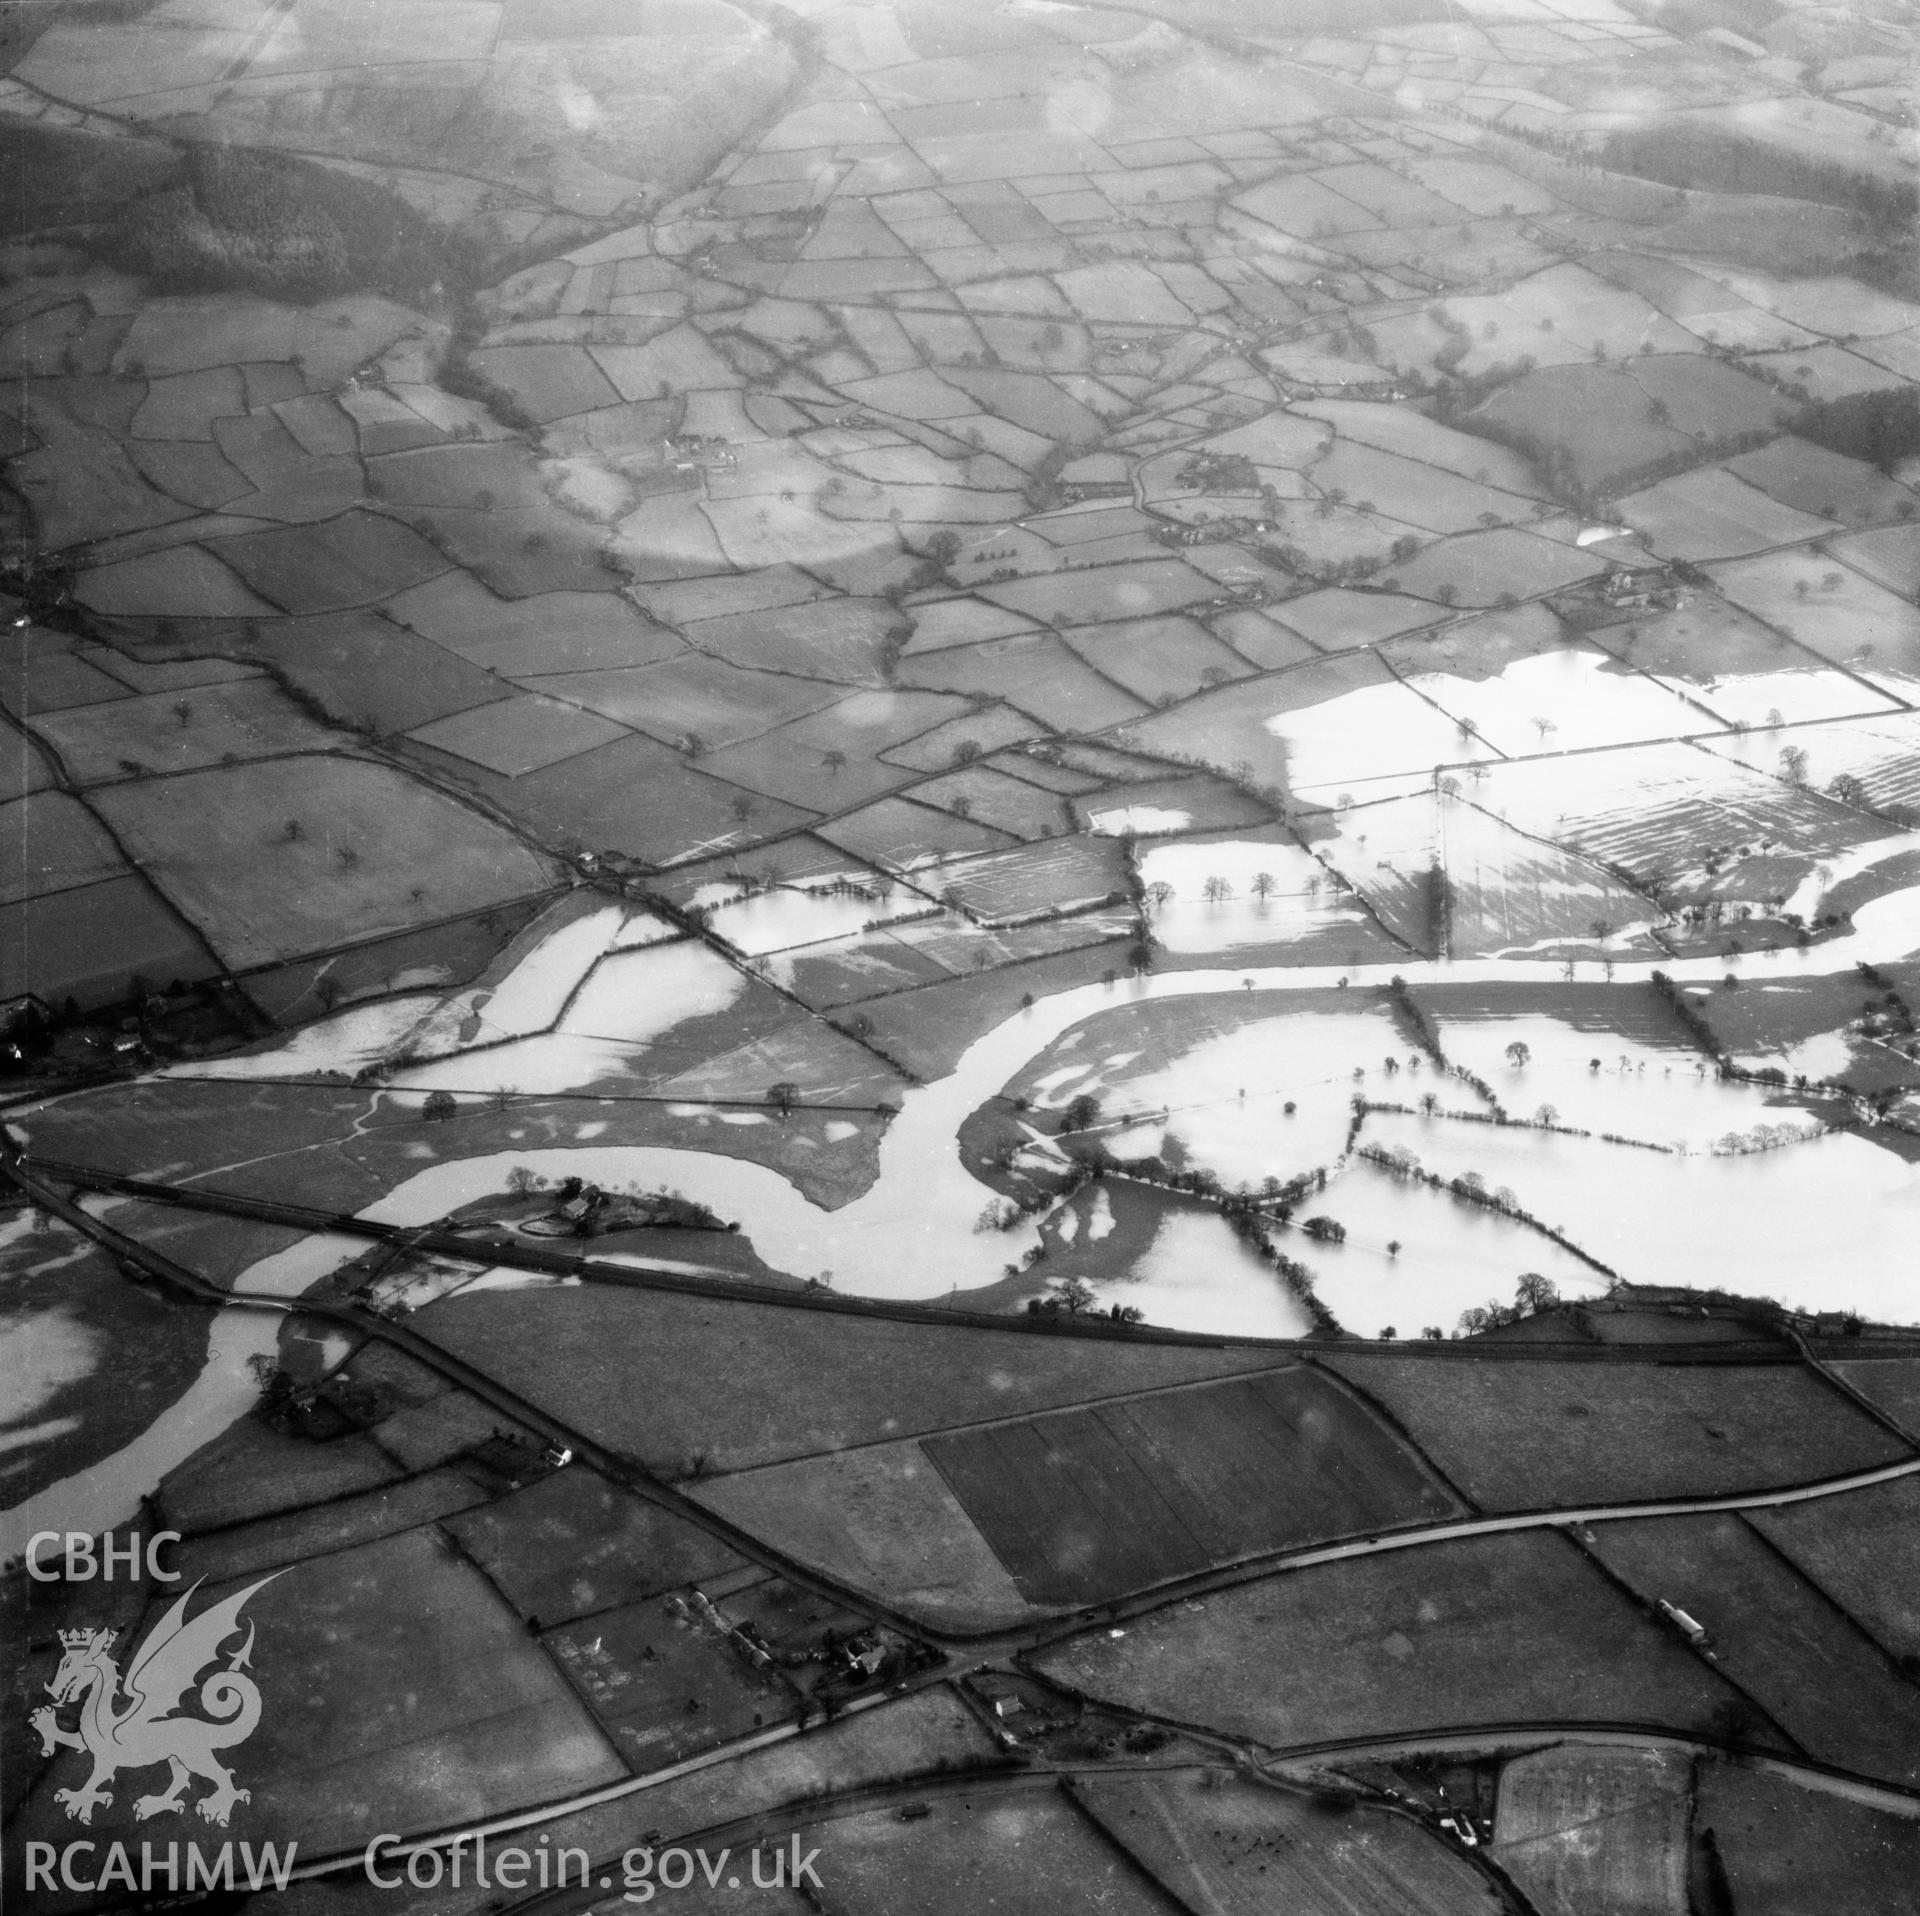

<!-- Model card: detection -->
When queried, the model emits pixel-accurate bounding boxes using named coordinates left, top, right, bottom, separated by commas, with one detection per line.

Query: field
left=897, top=631, right=1150, bottom=731
left=544, top=1590, right=794, bottom=1769
left=692, top=1441, right=1040, bottom=1630
left=0, top=1218, right=218, bottom=1508
left=923, top=1367, right=1459, bottom=1605
left=419, top=1284, right=1281, bottom=1477
left=1830, top=1357, right=1920, bottom=1432
left=46, top=1528, right=624, bottom=1854
left=1490, top=1747, right=1691, bottom=1916
left=1468, top=740, right=1891, bottom=904
left=89, top=756, right=556, bottom=968
left=1313, top=793, right=1655, bottom=958
left=244, top=611, right=514, bottom=736
left=1031, top=1530, right=1748, bottom=1749
left=789, top=1788, right=1180, bottom=1916
left=405, top=693, right=629, bottom=777
left=1077, top=1772, right=1500, bottom=1916
left=930, top=836, right=1129, bottom=923
left=1584, top=1512, right=1920, bottom=1785
left=0, top=871, right=218, bottom=1006
left=1711, top=549, right=1920, bottom=689
left=172, top=1469, right=487, bottom=1586
left=1749, top=1473, right=1920, bottom=1664
left=1323, top=1353, right=1905, bottom=1510
left=1695, top=1760, right=1920, bottom=1914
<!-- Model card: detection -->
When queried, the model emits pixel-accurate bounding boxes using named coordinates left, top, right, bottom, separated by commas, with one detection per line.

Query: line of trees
left=1358, top=1142, right=1617, bottom=1277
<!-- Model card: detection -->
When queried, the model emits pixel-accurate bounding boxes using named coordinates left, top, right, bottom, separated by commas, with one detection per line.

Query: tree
left=1534, top=1102, right=1558, bottom=1126
left=821, top=749, right=847, bottom=775
left=1387, top=1240, right=1402, bottom=1257
left=767, top=1080, right=800, bottom=1116
left=1779, top=744, right=1810, bottom=786
left=1251, top=871, right=1276, bottom=901
left=1145, top=880, right=1175, bottom=913
left=1505, top=1040, right=1531, bottom=1069
left=1201, top=875, right=1233, bottom=903
left=1514, top=1272, right=1560, bottom=1316
left=422, top=1089, right=458, bottom=1122
left=1828, top=771, right=1867, bottom=806
left=1048, top=1274, right=1097, bottom=1314
left=1060, top=1092, right=1101, bottom=1134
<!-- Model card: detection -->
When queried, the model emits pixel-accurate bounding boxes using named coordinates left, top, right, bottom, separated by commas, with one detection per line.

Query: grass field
left=1584, top=1511, right=1920, bottom=1784
left=787, top=1787, right=1180, bottom=1916
left=1323, top=1354, right=1905, bottom=1510
left=1829, top=1357, right=1920, bottom=1434
left=1077, top=1771, right=1501, bottom=1916
left=1750, top=1473, right=1920, bottom=1664
left=91, top=756, right=555, bottom=968
left=923, top=1366, right=1460, bottom=1606
left=1490, top=1747, right=1690, bottom=1916
left=1031, top=1530, right=1748, bottom=1749
left=147, top=1528, right=620, bottom=1853
left=173, top=1469, right=487, bottom=1586
left=420, top=1285, right=1284, bottom=1477
left=0, top=871, right=219, bottom=1006
left=544, top=1591, right=793, bottom=1771
left=693, top=1440, right=1040, bottom=1630
left=1696, top=1759, right=1920, bottom=1914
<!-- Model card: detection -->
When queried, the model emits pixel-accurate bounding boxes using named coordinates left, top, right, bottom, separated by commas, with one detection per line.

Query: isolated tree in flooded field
left=1145, top=880, right=1175, bottom=912
left=1505, top=1040, right=1531, bottom=1068
left=821, top=749, right=846, bottom=775
left=1779, top=744, right=1810, bottom=786
left=1202, top=875, right=1234, bottom=903
left=1534, top=1102, right=1558, bottom=1125
left=1252, top=871, right=1276, bottom=901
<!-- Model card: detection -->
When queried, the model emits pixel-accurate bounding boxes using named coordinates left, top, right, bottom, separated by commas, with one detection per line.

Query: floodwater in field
left=389, top=939, right=743, bottom=1096
left=1021, top=1006, right=1406, bottom=1188
left=1406, top=649, right=1712, bottom=757
left=0, top=1233, right=365, bottom=1565
left=414, top=903, right=634, bottom=1052
left=167, top=993, right=442, bottom=1081
left=29, top=881, right=1920, bottom=1547
left=1087, top=804, right=1192, bottom=835
left=1084, top=1209, right=1315, bottom=1339
left=1136, top=837, right=1370, bottom=953
left=1292, top=1157, right=1606, bottom=1338
left=1428, top=1007, right=1802, bottom=1149
left=1364, top=1109, right=1920, bottom=1320
left=697, top=878, right=925, bottom=956
left=1659, top=668, right=1899, bottom=729
left=1265, top=680, right=1498, bottom=799
left=0, top=1307, right=100, bottom=1430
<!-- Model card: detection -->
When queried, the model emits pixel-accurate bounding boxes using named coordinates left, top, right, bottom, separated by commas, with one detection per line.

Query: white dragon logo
left=31, top=1576, right=277, bottom=1828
